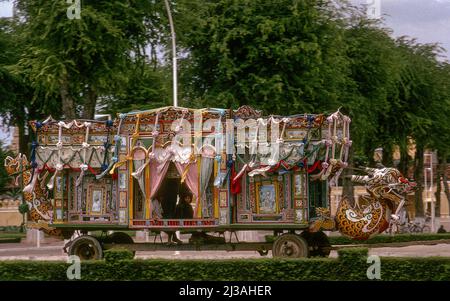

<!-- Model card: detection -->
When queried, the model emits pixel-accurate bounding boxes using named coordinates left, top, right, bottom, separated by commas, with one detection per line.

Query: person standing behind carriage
left=163, top=192, right=184, bottom=245
left=176, top=193, right=215, bottom=243
left=175, top=193, right=194, bottom=219
left=165, top=193, right=194, bottom=244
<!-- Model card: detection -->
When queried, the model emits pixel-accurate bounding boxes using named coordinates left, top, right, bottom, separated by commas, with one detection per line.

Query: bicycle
left=406, top=219, right=431, bottom=233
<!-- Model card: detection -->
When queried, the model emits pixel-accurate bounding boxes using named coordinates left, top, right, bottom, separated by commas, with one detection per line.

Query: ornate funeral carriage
left=6, top=105, right=360, bottom=259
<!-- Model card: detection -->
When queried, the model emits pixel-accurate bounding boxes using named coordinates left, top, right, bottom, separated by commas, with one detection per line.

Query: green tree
left=177, top=0, right=351, bottom=113
left=0, top=141, right=13, bottom=193
left=0, top=17, right=59, bottom=155
left=14, top=0, right=169, bottom=119
left=339, top=17, right=404, bottom=200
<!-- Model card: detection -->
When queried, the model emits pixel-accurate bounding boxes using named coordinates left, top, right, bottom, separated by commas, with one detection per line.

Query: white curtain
left=133, top=159, right=146, bottom=200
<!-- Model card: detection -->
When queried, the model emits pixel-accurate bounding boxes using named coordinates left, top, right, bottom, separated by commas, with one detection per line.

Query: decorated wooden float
left=6, top=105, right=413, bottom=259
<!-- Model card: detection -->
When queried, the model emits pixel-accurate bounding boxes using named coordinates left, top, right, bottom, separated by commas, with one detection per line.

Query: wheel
left=399, top=224, right=409, bottom=234
left=422, top=225, right=431, bottom=233
left=272, top=234, right=309, bottom=258
left=68, top=235, right=103, bottom=260
left=411, top=225, right=421, bottom=233
left=300, top=231, right=331, bottom=257
left=105, top=232, right=135, bottom=258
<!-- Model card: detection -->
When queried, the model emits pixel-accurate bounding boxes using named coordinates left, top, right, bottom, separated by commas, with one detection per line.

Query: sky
left=1, top=0, right=450, bottom=146
left=353, top=0, right=450, bottom=59
left=0, top=1, right=12, bottom=18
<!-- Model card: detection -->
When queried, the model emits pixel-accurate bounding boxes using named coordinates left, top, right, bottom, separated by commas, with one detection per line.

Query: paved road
left=0, top=241, right=450, bottom=261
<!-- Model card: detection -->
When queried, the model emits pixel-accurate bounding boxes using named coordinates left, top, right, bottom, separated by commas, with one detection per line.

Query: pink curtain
left=149, top=159, right=171, bottom=200
left=175, top=162, right=200, bottom=217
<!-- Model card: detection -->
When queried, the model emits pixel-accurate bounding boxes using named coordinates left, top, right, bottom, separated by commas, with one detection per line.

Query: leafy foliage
left=1, top=248, right=450, bottom=280
left=0, top=142, right=13, bottom=193
left=178, top=0, right=351, bottom=113
left=13, top=0, right=170, bottom=119
left=104, top=248, right=135, bottom=263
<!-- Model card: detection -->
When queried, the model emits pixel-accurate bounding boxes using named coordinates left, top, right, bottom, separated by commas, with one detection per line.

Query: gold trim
left=145, top=158, right=150, bottom=220
left=197, top=157, right=202, bottom=217
left=128, top=158, right=133, bottom=224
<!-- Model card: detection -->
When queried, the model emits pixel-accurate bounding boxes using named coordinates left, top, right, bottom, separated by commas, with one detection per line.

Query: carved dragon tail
left=335, top=197, right=389, bottom=240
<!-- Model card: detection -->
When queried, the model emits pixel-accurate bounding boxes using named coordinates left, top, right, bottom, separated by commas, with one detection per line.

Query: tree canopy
left=1, top=0, right=450, bottom=215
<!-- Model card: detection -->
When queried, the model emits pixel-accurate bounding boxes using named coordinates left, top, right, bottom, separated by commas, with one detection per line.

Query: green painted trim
left=50, top=223, right=308, bottom=231
left=225, top=223, right=308, bottom=230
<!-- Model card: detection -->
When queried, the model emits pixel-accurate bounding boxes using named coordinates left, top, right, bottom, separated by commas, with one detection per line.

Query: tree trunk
left=435, top=168, right=441, bottom=218
left=398, top=137, right=409, bottom=177
left=382, top=144, right=393, bottom=167
left=435, top=151, right=447, bottom=218
left=82, top=86, right=97, bottom=120
left=59, top=75, right=76, bottom=119
left=434, top=151, right=445, bottom=217
left=13, top=103, right=29, bottom=156
left=17, top=119, right=28, bottom=156
left=414, top=143, right=424, bottom=217
left=439, top=151, right=450, bottom=211
left=342, top=145, right=354, bottom=204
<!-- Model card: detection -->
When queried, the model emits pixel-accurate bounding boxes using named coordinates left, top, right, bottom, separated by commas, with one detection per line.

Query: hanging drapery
left=174, top=161, right=199, bottom=217
left=148, top=146, right=196, bottom=201
left=248, top=166, right=271, bottom=177
left=148, top=158, right=171, bottom=200
left=132, top=148, right=147, bottom=200
left=200, top=156, right=214, bottom=217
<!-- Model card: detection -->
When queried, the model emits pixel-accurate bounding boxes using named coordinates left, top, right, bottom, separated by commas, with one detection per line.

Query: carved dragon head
left=351, top=167, right=416, bottom=202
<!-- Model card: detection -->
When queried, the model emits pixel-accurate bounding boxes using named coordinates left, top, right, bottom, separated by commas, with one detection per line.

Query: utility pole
left=164, top=0, right=178, bottom=107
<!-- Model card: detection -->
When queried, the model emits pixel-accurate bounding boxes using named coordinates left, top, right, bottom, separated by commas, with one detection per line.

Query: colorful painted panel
left=88, top=186, right=106, bottom=216
left=256, top=182, right=278, bottom=214
left=219, top=190, right=228, bottom=208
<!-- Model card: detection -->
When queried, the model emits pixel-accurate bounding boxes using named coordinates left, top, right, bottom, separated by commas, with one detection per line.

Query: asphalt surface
left=1, top=240, right=450, bottom=261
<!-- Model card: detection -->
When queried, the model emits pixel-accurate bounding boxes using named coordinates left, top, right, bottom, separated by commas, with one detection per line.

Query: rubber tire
left=272, top=234, right=309, bottom=258
left=411, top=225, right=420, bottom=233
left=107, top=232, right=135, bottom=258
left=422, top=225, right=431, bottom=233
left=69, top=235, right=103, bottom=261
left=300, top=231, right=331, bottom=258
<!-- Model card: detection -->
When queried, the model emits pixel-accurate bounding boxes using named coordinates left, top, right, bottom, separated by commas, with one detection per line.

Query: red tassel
left=307, top=160, right=322, bottom=174
left=231, top=164, right=242, bottom=195
left=87, top=165, right=98, bottom=175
